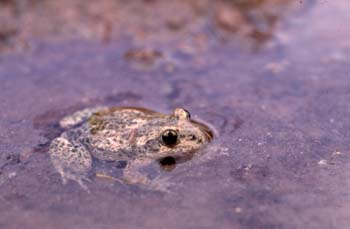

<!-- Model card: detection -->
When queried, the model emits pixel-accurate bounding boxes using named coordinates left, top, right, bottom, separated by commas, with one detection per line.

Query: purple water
left=1, top=1, right=350, bottom=228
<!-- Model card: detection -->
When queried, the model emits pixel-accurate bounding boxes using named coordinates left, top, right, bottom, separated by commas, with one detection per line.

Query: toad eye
left=161, top=129, right=179, bottom=147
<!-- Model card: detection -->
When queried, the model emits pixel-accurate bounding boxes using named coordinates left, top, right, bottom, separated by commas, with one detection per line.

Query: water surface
left=1, top=1, right=350, bottom=228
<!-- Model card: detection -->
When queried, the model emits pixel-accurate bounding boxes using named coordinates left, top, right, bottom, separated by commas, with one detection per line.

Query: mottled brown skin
left=49, top=107, right=213, bottom=191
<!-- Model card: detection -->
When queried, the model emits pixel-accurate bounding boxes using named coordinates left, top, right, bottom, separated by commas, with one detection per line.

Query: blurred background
left=1, top=0, right=350, bottom=229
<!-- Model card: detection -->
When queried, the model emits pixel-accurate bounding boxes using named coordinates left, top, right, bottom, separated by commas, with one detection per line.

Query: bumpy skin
left=49, top=107, right=213, bottom=190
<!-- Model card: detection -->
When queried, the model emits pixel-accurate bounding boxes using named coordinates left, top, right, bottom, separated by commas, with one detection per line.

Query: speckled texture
left=49, top=107, right=212, bottom=190
left=1, top=0, right=350, bottom=229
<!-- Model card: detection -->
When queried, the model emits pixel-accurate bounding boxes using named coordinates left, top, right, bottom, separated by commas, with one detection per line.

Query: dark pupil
left=162, top=130, right=178, bottom=146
